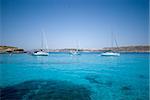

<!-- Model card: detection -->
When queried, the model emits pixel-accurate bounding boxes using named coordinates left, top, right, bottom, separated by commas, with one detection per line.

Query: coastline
left=0, top=46, right=24, bottom=54
left=0, top=45, right=149, bottom=54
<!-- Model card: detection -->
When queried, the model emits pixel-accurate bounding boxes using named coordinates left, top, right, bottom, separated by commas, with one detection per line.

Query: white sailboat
left=101, top=33, right=120, bottom=56
left=101, top=52, right=120, bottom=56
left=70, top=49, right=80, bottom=55
left=33, top=31, right=49, bottom=56
left=70, top=42, right=80, bottom=55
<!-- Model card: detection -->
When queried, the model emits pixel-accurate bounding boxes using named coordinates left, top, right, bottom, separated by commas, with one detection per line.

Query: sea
left=0, top=52, right=149, bottom=100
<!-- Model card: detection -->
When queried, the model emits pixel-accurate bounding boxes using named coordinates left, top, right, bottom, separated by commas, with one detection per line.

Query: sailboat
left=70, top=42, right=80, bottom=55
left=101, top=33, right=120, bottom=56
left=33, top=31, right=49, bottom=56
left=70, top=49, right=80, bottom=55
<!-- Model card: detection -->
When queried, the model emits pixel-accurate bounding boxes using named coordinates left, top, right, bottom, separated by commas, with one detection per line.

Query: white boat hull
left=33, top=51, right=49, bottom=56
left=101, top=52, right=120, bottom=56
left=70, top=51, right=80, bottom=55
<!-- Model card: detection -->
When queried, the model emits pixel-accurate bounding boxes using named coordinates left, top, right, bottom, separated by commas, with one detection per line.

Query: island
left=102, top=46, right=150, bottom=53
left=0, top=46, right=24, bottom=54
left=34, top=45, right=150, bottom=53
left=0, top=45, right=149, bottom=54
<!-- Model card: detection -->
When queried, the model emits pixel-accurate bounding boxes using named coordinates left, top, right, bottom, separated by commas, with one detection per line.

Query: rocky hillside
left=103, top=46, right=150, bottom=52
left=0, top=46, right=24, bottom=53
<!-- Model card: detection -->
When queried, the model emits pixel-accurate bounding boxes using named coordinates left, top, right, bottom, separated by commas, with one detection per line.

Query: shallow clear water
left=0, top=52, right=149, bottom=100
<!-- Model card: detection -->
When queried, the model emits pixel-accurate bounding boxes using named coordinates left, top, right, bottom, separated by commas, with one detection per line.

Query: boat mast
left=111, top=32, right=119, bottom=51
left=45, top=33, right=49, bottom=50
left=41, top=31, right=44, bottom=50
left=76, top=41, right=79, bottom=52
left=41, top=30, right=48, bottom=51
left=111, top=32, right=114, bottom=49
left=114, top=33, right=119, bottom=51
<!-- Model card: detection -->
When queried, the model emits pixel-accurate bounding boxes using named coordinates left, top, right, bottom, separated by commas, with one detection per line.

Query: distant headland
left=102, top=46, right=150, bottom=53
left=0, top=45, right=149, bottom=54
left=0, top=46, right=24, bottom=54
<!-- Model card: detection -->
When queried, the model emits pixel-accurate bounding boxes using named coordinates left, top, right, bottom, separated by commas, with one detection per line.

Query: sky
left=1, top=0, right=149, bottom=49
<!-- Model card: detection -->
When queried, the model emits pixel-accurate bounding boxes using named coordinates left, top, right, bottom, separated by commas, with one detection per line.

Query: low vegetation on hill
left=103, top=46, right=150, bottom=52
left=0, top=45, right=149, bottom=53
left=0, top=46, right=24, bottom=53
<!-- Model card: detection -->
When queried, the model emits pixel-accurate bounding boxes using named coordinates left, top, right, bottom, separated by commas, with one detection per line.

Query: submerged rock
left=138, top=75, right=147, bottom=79
left=0, top=80, right=91, bottom=100
left=85, top=75, right=113, bottom=87
left=121, top=86, right=132, bottom=91
left=85, top=75, right=101, bottom=84
left=120, top=85, right=133, bottom=96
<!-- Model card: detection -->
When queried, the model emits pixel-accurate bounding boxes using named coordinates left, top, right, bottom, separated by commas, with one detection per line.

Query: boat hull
left=32, top=51, right=49, bottom=56
left=70, top=51, right=80, bottom=55
left=101, top=52, right=120, bottom=56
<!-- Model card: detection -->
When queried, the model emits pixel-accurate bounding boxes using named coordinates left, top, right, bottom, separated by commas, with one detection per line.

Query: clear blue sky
left=1, top=0, right=149, bottom=49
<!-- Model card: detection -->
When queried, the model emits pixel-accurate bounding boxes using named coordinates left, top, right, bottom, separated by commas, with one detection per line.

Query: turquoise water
left=0, top=52, right=149, bottom=100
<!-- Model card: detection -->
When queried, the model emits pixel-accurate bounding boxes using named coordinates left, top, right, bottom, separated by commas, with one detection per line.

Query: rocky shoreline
left=0, top=45, right=149, bottom=54
left=0, top=46, right=24, bottom=54
left=102, top=46, right=150, bottom=53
